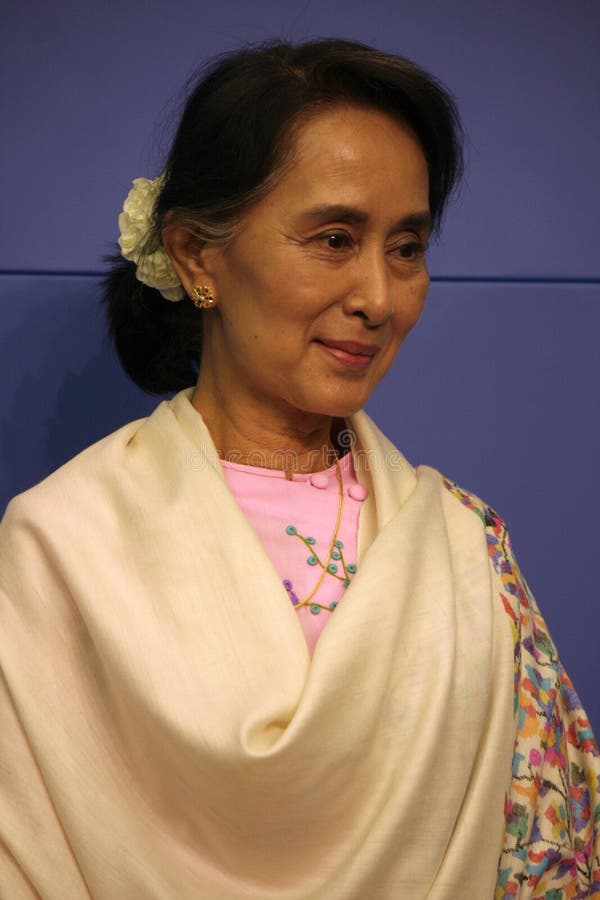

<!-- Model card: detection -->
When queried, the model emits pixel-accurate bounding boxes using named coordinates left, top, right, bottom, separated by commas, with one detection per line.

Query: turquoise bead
left=327, top=563, right=338, bottom=574
left=343, top=579, right=350, bottom=588
left=330, top=601, right=338, bottom=610
left=305, top=536, right=316, bottom=545
left=286, top=525, right=297, bottom=535
left=334, top=540, right=344, bottom=549
left=331, top=549, right=341, bottom=560
left=307, top=555, right=318, bottom=566
left=347, top=563, right=357, bottom=574
left=310, top=604, right=321, bottom=615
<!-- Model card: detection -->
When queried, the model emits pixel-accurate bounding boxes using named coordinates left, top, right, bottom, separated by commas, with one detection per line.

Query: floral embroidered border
left=443, top=477, right=600, bottom=899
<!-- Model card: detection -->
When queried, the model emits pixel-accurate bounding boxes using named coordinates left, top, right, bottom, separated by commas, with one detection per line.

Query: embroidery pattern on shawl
left=443, top=477, right=600, bottom=899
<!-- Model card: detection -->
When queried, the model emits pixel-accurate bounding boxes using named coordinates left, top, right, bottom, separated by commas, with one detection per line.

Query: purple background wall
left=2, top=1, right=599, bottom=730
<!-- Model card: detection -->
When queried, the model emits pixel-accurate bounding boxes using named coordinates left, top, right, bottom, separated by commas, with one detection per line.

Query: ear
left=161, top=225, right=218, bottom=300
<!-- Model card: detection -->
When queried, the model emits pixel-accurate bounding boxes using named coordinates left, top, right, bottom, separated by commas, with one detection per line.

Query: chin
left=294, top=391, right=369, bottom=421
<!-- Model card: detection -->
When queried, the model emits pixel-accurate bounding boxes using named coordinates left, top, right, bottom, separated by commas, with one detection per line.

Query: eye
left=319, top=231, right=353, bottom=250
left=392, top=240, right=427, bottom=261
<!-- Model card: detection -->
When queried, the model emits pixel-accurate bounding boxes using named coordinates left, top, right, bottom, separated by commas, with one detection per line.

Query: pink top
left=221, top=451, right=367, bottom=656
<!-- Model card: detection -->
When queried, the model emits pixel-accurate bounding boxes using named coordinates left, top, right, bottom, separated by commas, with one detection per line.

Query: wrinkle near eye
left=280, top=231, right=307, bottom=246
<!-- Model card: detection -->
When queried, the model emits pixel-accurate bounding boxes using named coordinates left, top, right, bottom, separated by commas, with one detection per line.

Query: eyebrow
left=299, top=204, right=432, bottom=234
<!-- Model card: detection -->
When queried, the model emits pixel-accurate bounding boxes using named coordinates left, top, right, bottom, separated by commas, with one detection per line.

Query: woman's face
left=199, top=104, right=431, bottom=420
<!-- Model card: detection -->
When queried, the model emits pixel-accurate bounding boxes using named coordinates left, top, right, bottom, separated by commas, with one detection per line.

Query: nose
left=343, top=247, right=393, bottom=328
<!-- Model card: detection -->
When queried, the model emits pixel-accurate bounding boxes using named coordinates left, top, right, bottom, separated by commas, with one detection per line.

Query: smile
left=315, top=339, right=380, bottom=371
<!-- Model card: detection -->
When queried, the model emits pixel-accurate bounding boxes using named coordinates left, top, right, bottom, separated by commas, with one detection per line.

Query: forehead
left=267, top=105, right=430, bottom=216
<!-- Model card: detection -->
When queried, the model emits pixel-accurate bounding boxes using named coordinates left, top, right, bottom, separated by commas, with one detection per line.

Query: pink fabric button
left=310, top=473, right=329, bottom=489
left=348, top=483, right=368, bottom=502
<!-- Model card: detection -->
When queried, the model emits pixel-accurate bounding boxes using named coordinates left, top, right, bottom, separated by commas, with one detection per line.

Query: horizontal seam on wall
left=432, top=276, right=600, bottom=285
left=0, top=269, right=599, bottom=286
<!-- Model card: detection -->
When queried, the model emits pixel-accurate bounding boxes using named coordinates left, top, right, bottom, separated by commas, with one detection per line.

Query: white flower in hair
left=118, top=176, right=184, bottom=302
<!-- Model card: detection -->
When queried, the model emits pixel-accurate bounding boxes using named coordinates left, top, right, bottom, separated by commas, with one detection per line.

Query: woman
left=0, top=39, right=598, bottom=900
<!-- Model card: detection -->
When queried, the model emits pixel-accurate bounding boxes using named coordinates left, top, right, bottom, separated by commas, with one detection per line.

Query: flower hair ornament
left=118, top=176, right=185, bottom=302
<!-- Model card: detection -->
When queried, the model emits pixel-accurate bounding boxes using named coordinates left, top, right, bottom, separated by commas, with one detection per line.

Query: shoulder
left=0, top=411, right=160, bottom=606
left=436, top=471, right=516, bottom=576
left=437, top=473, right=529, bottom=643
left=427, top=469, right=531, bottom=622
left=439, top=472, right=503, bottom=530
left=422, top=465, right=507, bottom=534
left=0, top=391, right=208, bottom=572
left=1, top=415, right=146, bottom=535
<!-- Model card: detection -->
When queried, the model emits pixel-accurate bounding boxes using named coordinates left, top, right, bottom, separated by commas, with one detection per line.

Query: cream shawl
left=0, top=388, right=520, bottom=898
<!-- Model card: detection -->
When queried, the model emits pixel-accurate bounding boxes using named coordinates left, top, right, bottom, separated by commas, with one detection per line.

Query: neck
left=191, top=381, right=343, bottom=480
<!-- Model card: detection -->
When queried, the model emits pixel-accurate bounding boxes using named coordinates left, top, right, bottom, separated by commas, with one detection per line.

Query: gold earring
left=190, top=285, right=216, bottom=309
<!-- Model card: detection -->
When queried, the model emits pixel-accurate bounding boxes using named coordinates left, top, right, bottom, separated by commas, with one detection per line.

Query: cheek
left=392, top=288, right=428, bottom=339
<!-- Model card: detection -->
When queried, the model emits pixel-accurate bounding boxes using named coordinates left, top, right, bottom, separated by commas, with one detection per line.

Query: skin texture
left=163, top=105, right=431, bottom=475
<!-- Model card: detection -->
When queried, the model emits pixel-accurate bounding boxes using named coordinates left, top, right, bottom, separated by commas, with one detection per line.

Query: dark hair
left=102, top=38, right=464, bottom=395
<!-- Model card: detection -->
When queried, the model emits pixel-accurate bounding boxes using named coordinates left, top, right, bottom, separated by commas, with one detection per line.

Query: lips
left=315, top=339, right=380, bottom=371
left=316, top=339, right=380, bottom=357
